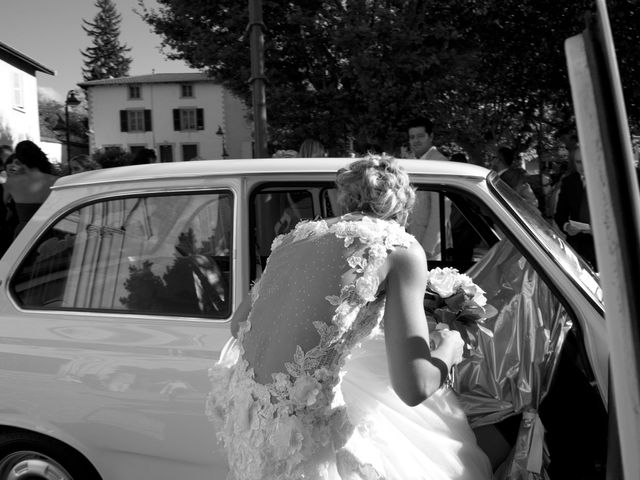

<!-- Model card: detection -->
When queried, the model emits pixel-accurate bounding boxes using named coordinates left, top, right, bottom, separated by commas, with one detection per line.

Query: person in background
left=3, top=148, right=57, bottom=238
left=15, top=140, right=54, bottom=174
left=69, top=154, right=102, bottom=174
left=298, top=139, right=326, bottom=158
left=403, top=117, right=450, bottom=259
left=405, top=117, right=448, bottom=160
left=0, top=145, right=15, bottom=257
left=130, top=148, right=157, bottom=165
left=554, top=147, right=597, bottom=270
left=491, top=147, right=539, bottom=209
left=557, top=126, right=579, bottom=167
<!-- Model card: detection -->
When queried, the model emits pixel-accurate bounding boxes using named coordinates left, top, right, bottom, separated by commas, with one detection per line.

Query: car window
left=11, top=191, right=234, bottom=319
left=489, top=173, right=603, bottom=310
left=253, top=183, right=497, bottom=278
left=407, top=188, right=495, bottom=272
left=251, top=184, right=336, bottom=281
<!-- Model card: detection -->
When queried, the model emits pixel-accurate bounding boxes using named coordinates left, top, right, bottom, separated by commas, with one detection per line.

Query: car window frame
left=7, top=187, right=237, bottom=321
left=565, top=2, right=640, bottom=477
left=487, top=172, right=604, bottom=316
left=248, top=181, right=335, bottom=282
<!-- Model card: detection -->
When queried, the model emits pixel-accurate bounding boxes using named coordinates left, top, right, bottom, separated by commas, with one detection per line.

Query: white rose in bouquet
left=424, top=267, right=495, bottom=355
left=426, top=267, right=459, bottom=298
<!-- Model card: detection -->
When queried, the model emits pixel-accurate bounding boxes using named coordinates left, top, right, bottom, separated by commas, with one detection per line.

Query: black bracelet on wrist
left=427, top=357, right=450, bottom=387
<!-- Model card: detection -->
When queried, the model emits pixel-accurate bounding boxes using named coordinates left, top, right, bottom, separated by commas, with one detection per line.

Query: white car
left=0, top=157, right=608, bottom=479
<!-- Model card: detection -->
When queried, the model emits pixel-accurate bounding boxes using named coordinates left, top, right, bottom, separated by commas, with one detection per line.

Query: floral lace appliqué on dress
left=206, top=217, right=413, bottom=480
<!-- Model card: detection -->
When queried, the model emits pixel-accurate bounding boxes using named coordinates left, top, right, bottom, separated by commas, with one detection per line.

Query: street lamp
left=65, top=90, right=81, bottom=169
left=216, top=125, right=229, bottom=159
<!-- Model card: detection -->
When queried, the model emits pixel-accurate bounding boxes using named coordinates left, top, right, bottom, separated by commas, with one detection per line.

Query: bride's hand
left=431, top=326, right=464, bottom=367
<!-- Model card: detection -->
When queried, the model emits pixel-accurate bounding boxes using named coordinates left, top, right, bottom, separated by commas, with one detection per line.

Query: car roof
left=52, top=157, right=491, bottom=190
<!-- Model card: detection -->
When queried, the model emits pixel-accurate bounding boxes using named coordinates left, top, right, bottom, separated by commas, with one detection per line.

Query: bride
left=207, top=155, right=492, bottom=479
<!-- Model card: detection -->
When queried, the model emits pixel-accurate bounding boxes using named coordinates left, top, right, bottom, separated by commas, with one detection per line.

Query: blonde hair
left=335, top=154, right=415, bottom=225
left=298, top=139, right=326, bottom=158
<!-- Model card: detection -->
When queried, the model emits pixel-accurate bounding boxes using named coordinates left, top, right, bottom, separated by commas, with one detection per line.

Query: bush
left=92, top=147, right=131, bottom=169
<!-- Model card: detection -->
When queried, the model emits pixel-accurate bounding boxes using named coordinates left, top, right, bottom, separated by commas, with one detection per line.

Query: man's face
left=408, top=126, right=433, bottom=158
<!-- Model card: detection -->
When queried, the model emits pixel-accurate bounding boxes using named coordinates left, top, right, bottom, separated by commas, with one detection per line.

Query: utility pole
left=248, top=0, right=268, bottom=158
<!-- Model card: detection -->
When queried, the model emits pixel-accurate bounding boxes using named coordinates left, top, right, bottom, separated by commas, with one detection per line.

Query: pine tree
left=81, top=0, right=132, bottom=81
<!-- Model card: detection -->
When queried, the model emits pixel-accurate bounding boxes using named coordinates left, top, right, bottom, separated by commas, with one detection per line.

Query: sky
left=0, top=0, right=196, bottom=102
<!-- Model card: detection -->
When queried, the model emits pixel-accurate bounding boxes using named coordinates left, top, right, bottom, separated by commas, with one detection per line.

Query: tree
left=39, top=93, right=89, bottom=141
left=91, top=147, right=131, bottom=168
left=120, top=260, right=165, bottom=311
left=139, top=0, right=640, bottom=159
left=82, top=0, right=132, bottom=81
left=139, top=0, right=481, bottom=154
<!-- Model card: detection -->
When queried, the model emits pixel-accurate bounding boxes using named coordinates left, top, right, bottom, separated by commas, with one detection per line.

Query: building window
left=181, top=109, right=197, bottom=131
left=128, top=85, right=141, bottom=99
left=159, top=144, right=173, bottom=163
left=173, top=108, right=204, bottom=131
left=120, top=110, right=152, bottom=132
left=182, top=143, right=199, bottom=161
left=130, top=145, right=147, bottom=157
left=13, top=72, right=24, bottom=109
left=180, top=84, right=194, bottom=98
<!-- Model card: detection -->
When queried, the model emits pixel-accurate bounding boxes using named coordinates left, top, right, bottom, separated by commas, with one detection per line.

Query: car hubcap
left=0, top=451, right=72, bottom=480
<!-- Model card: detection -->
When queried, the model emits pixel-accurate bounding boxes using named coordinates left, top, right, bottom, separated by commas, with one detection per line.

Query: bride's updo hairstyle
left=336, top=154, right=416, bottom=226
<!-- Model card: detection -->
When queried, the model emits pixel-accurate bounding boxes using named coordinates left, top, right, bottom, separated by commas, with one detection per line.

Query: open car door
left=565, top=0, right=640, bottom=478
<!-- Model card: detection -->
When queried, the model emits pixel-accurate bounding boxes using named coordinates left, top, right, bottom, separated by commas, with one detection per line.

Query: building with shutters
left=79, top=73, right=254, bottom=162
left=0, top=40, right=55, bottom=147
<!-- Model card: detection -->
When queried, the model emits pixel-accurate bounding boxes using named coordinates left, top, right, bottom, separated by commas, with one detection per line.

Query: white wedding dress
left=207, top=216, right=492, bottom=479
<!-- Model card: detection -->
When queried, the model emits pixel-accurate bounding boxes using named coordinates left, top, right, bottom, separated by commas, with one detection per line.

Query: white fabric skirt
left=339, top=331, right=493, bottom=480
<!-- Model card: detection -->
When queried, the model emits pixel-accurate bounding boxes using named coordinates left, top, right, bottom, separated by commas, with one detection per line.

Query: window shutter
left=173, top=109, right=181, bottom=131
left=120, top=110, right=128, bottom=132
left=144, top=110, right=152, bottom=131
left=197, top=109, right=204, bottom=130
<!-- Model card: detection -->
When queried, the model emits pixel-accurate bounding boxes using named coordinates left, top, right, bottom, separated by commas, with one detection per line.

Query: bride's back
left=241, top=227, right=353, bottom=385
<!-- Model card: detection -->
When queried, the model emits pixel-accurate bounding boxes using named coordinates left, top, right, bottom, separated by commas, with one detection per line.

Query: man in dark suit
left=554, top=148, right=597, bottom=270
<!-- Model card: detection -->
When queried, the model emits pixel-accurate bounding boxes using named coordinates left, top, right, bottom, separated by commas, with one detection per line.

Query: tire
left=0, top=430, right=100, bottom=480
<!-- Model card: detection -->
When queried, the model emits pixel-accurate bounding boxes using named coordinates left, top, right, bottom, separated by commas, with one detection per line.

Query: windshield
left=488, top=172, right=603, bottom=311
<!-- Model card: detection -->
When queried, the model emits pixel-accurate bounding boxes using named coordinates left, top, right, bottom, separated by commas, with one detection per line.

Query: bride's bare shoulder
left=387, top=239, right=427, bottom=268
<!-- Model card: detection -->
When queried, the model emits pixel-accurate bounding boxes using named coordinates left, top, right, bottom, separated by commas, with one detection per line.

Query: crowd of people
left=1, top=121, right=599, bottom=270
left=398, top=116, right=598, bottom=269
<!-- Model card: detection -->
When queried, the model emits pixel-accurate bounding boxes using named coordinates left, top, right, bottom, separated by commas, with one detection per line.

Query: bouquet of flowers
left=424, top=267, right=497, bottom=355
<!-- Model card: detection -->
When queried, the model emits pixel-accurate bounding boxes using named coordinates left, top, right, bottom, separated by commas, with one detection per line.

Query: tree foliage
left=82, top=0, right=132, bottom=81
left=139, top=0, right=640, bottom=160
left=39, top=93, right=89, bottom=140
left=91, top=146, right=131, bottom=169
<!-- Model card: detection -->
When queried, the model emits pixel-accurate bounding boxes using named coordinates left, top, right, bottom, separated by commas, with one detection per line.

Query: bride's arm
left=383, top=242, right=463, bottom=406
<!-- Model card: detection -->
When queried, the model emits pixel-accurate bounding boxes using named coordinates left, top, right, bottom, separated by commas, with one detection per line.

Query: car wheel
left=0, top=431, right=99, bottom=480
